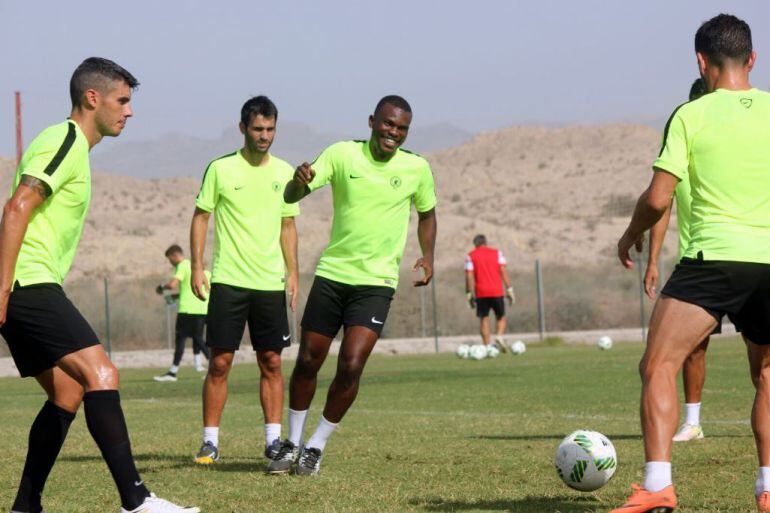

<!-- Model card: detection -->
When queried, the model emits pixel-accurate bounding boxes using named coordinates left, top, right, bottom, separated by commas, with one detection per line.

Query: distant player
left=465, top=234, right=515, bottom=350
left=0, top=58, right=197, bottom=513
left=644, top=78, right=711, bottom=444
left=154, top=244, right=211, bottom=381
left=614, top=14, right=770, bottom=512
left=190, top=96, right=299, bottom=465
left=268, top=95, right=437, bottom=476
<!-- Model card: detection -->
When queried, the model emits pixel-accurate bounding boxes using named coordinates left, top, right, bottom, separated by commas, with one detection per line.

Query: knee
left=86, top=361, right=119, bottom=391
left=639, top=357, right=675, bottom=384
left=295, top=350, right=323, bottom=376
left=50, top=387, right=84, bottom=413
left=208, top=356, right=233, bottom=380
left=259, top=352, right=283, bottom=379
left=336, top=357, right=365, bottom=387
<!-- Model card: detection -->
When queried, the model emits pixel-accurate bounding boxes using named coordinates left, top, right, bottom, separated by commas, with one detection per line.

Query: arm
left=190, top=207, right=211, bottom=300
left=155, top=277, right=180, bottom=295
left=413, top=208, right=437, bottom=287
left=500, top=266, right=515, bottom=304
left=617, top=170, right=679, bottom=269
left=643, top=198, right=673, bottom=299
left=0, top=177, right=48, bottom=325
left=280, top=216, right=299, bottom=311
left=284, top=163, right=315, bottom=204
left=465, top=271, right=476, bottom=308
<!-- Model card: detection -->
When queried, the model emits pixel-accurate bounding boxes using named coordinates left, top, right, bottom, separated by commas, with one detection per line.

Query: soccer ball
left=597, top=336, right=613, bottom=350
left=456, top=344, right=471, bottom=359
left=510, top=340, right=526, bottom=355
left=469, top=344, right=487, bottom=360
left=486, top=344, right=501, bottom=358
left=555, top=430, right=617, bottom=492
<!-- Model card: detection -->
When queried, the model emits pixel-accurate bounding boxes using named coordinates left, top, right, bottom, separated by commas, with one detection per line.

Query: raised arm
left=644, top=198, right=673, bottom=299
left=0, top=176, right=48, bottom=325
left=190, top=207, right=211, bottom=300
left=413, top=208, right=437, bottom=287
left=280, top=216, right=299, bottom=311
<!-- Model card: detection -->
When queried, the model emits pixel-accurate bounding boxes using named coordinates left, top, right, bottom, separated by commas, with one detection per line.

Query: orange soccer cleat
left=758, top=491, right=770, bottom=512
left=609, top=484, right=677, bottom=513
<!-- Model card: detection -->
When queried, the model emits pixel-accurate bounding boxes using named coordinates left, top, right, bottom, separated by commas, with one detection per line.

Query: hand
left=617, top=229, right=644, bottom=269
left=506, top=286, right=515, bottom=305
left=191, top=267, right=210, bottom=301
left=286, top=272, right=299, bottom=312
left=413, top=257, right=433, bottom=287
left=644, top=262, right=659, bottom=300
left=293, top=162, right=316, bottom=187
left=466, top=292, right=476, bottom=309
left=155, top=284, right=164, bottom=295
left=0, top=289, right=10, bottom=328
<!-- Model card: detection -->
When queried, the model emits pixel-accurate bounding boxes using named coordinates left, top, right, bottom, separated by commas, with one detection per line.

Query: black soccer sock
left=83, top=390, right=150, bottom=510
left=12, top=401, right=75, bottom=513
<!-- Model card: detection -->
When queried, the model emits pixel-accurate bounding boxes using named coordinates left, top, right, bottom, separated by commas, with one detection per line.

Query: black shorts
left=206, top=283, right=290, bottom=352
left=476, top=297, right=505, bottom=318
left=176, top=313, right=205, bottom=338
left=0, top=283, right=100, bottom=378
left=662, top=258, right=770, bottom=344
left=301, top=276, right=395, bottom=337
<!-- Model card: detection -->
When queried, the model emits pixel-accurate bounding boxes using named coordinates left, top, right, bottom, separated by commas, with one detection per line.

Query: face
left=166, top=252, right=183, bottom=266
left=92, top=80, right=133, bottom=137
left=368, top=103, right=412, bottom=158
left=240, top=114, right=276, bottom=154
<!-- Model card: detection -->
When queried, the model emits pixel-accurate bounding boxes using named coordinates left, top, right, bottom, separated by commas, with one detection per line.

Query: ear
left=239, top=122, right=246, bottom=135
left=696, top=52, right=708, bottom=77
left=747, top=50, right=757, bottom=72
left=368, top=114, right=374, bottom=129
left=84, top=88, right=99, bottom=110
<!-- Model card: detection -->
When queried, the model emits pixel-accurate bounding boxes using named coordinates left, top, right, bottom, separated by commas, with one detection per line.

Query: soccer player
left=465, top=234, right=515, bottom=350
left=154, top=244, right=211, bottom=381
left=644, top=78, right=711, bottom=444
left=268, top=95, right=437, bottom=476
left=0, top=58, right=197, bottom=513
left=614, top=14, right=770, bottom=512
left=190, top=96, right=299, bottom=465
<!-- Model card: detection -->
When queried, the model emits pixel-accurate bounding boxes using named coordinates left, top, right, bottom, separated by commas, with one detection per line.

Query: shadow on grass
left=410, top=495, right=601, bottom=513
left=59, top=453, right=267, bottom=473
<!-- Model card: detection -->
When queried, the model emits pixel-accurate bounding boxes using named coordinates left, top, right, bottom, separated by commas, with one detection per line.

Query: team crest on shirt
left=390, top=176, right=402, bottom=189
left=740, top=98, right=753, bottom=109
left=272, top=181, right=281, bottom=192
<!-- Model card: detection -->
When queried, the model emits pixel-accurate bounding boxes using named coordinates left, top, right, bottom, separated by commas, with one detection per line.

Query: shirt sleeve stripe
left=197, top=151, right=236, bottom=198
left=43, top=122, right=77, bottom=176
left=657, top=102, right=688, bottom=158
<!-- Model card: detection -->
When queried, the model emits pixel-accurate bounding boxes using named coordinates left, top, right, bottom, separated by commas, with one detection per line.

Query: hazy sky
left=2, top=0, right=770, bottom=157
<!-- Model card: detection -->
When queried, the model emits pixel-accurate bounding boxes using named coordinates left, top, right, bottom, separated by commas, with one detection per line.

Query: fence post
left=535, top=259, right=546, bottom=340
left=103, top=277, right=112, bottom=359
left=431, top=278, right=439, bottom=353
left=636, top=253, right=648, bottom=342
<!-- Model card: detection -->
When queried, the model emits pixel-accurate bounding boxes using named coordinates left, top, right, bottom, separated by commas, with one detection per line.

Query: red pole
left=15, top=92, right=23, bottom=167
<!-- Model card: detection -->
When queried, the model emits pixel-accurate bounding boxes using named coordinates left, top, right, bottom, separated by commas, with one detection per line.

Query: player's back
left=468, top=246, right=505, bottom=298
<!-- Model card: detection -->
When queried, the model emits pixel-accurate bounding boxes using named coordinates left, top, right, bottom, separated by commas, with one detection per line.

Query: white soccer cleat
left=195, top=365, right=206, bottom=372
left=120, top=493, right=200, bottom=513
left=672, top=423, right=704, bottom=442
left=153, top=372, right=178, bottom=382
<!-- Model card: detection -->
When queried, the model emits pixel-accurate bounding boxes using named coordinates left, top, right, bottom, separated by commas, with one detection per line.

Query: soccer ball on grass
left=555, top=429, right=617, bottom=492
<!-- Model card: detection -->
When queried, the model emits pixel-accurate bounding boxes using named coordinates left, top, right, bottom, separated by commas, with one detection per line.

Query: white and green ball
left=486, top=344, right=501, bottom=358
left=510, top=340, right=526, bottom=355
left=469, top=344, right=487, bottom=360
left=597, top=336, right=613, bottom=350
left=555, top=430, right=617, bottom=492
left=456, top=344, right=471, bottom=359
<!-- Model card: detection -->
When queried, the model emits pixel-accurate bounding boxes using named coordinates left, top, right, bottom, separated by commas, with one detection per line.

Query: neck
left=69, top=109, right=102, bottom=150
left=368, top=138, right=395, bottom=163
left=241, top=145, right=269, bottom=166
left=711, top=67, right=752, bottom=91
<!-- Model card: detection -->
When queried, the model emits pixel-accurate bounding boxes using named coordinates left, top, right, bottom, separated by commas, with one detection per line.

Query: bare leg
left=257, top=350, right=283, bottom=425
left=479, top=316, right=490, bottom=345
left=202, top=349, right=235, bottom=427
left=640, top=296, right=716, bottom=462
left=495, top=314, right=507, bottom=337
left=289, top=330, right=334, bottom=411
left=683, top=336, right=710, bottom=404
left=747, top=337, right=770, bottom=466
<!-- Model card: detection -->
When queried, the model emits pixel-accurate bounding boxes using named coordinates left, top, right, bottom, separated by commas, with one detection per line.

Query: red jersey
left=465, top=246, right=507, bottom=298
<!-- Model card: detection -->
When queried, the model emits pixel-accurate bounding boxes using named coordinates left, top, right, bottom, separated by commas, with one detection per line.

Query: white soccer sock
left=644, top=461, right=672, bottom=492
left=288, top=409, right=308, bottom=446
left=757, top=467, right=770, bottom=495
left=194, top=354, right=203, bottom=367
left=305, top=416, right=339, bottom=452
left=203, top=426, right=219, bottom=447
left=684, top=402, right=701, bottom=426
left=169, top=364, right=179, bottom=374
left=265, top=423, right=281, bottom=446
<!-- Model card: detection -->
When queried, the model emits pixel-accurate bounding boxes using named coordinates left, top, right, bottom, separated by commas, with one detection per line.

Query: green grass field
left=0, top=338, right=761, bottom=512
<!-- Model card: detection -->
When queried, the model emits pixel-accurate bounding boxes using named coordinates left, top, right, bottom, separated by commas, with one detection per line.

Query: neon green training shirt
left=654, top=88, right=770, bottom=264
left=673, top=177, right=691, bottom=260
left=196, top=150, right=299, bottom=291
left=12, top=120, right=91, bottom=286
left=308, top=140, right=437, bottom=288
left=174, top=259, right=210, bottom=315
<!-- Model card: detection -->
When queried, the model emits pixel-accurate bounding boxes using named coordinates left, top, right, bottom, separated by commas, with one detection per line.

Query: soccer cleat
left=265, top=438, right=282, bottom=460
left=153, top=372, right=178, bottom=382
left=493, top=336, right=508, bottom=353
left=120, top=493, right=199, bottom=513
left=758, top=491, right=770, bottom=512
left=609, top=484, right=677, bottom=513
left=195, top=365, right=206, bottom=372
left=672, top=423, right=704, bottom=442
left=266, top=440, right=299, bottom=474
left=193, top=441, right=219, bottom=465
left=295, top=446, right=323, bottom=476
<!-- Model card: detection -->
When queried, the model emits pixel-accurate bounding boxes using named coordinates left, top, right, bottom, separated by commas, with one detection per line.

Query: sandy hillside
left=0, top=123, right=675, bottom=283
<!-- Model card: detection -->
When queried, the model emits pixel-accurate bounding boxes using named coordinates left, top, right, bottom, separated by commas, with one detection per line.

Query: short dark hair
left=69, top=57, right=139, bottom=108
left=241, top=96, right=278, bottom=126
left=374, top=95, right=412, bottom=115
left=689, top=78, right=707, bottom=101
left=473, top=234, right=487, bottom=247
left=165, top=244, right=183, bottom=257
left=695, top=14, right=752, bottom=67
